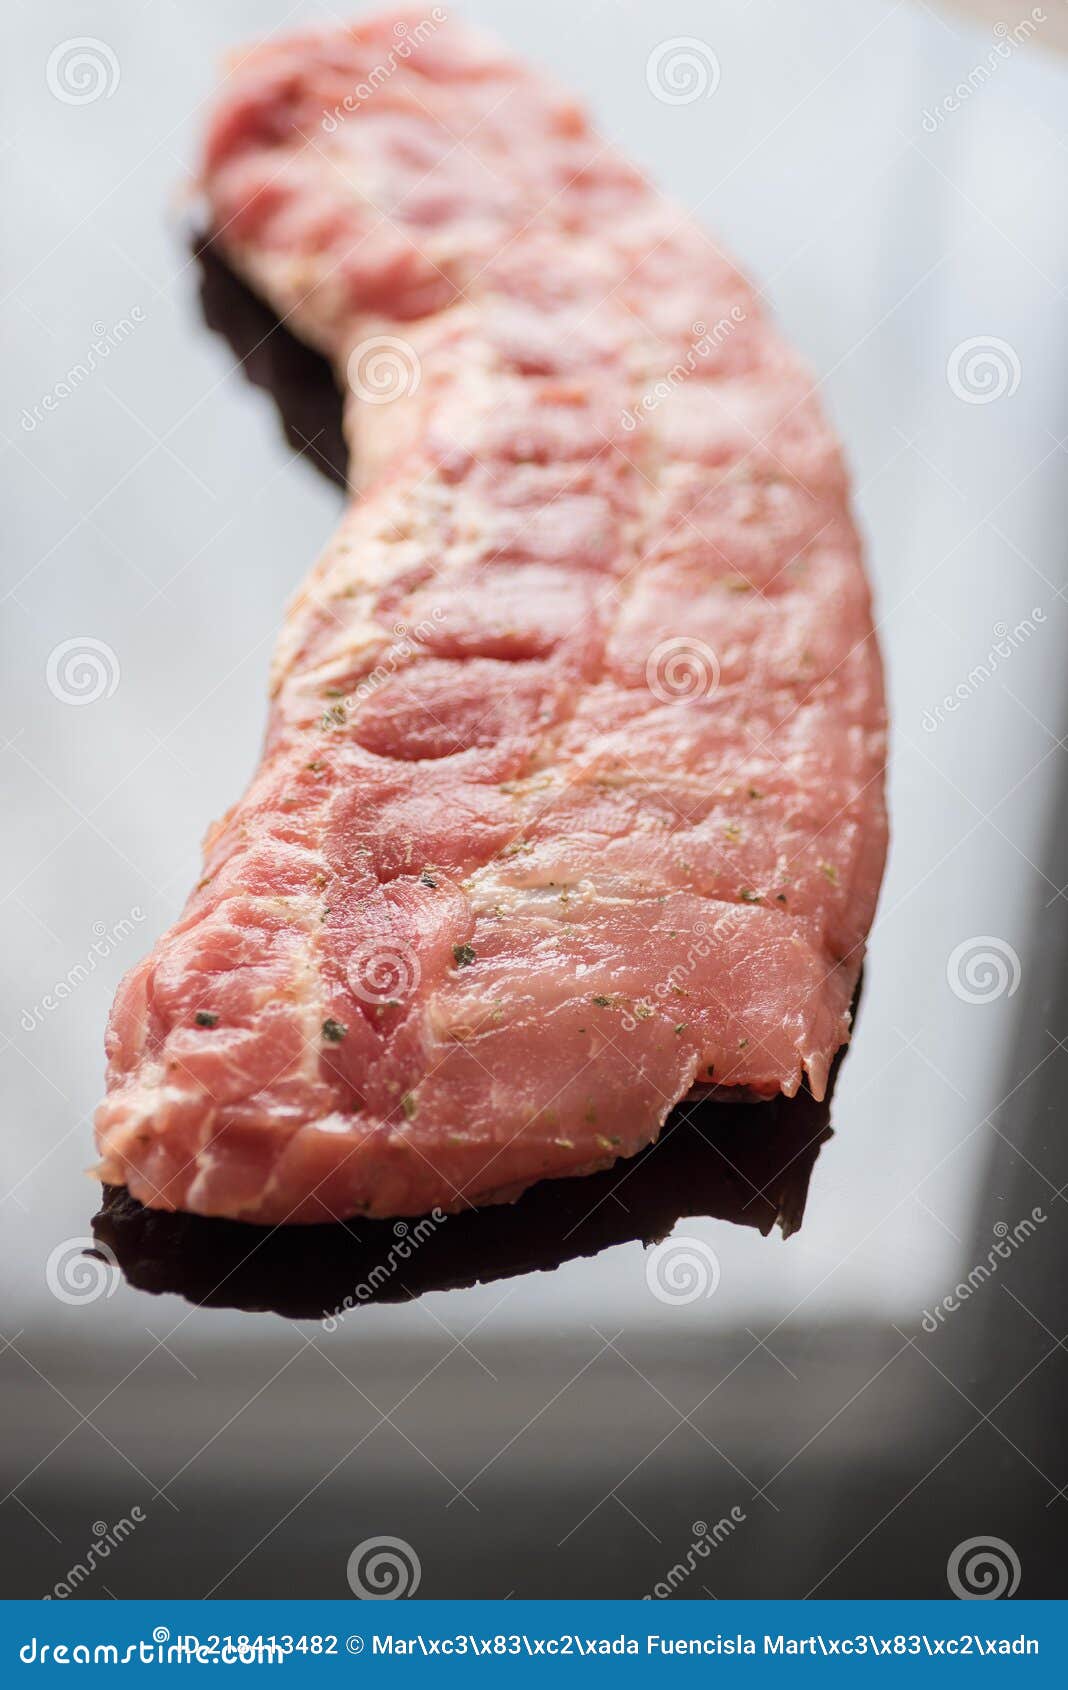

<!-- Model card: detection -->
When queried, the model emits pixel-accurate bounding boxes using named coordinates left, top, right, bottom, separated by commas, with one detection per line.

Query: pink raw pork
left=95, top=10, right=887, bottom=1223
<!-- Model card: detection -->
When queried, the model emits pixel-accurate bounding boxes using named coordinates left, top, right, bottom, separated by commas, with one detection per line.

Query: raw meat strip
left=95, top=10, right=887, bottom=1223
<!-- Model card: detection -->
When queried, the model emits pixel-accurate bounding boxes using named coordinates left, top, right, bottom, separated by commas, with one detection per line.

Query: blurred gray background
left=2, top=0, right=1067, bottom=1599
